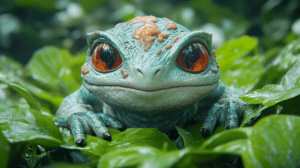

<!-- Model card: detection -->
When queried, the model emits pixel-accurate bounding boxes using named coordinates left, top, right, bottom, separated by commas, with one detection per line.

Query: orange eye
left=90, top=42, right=122, bottom=72
left=176, top=43, right=209, bottom=72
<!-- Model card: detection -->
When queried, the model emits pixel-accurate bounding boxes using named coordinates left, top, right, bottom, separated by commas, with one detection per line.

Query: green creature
left=55, top=16, right=248, bottom=147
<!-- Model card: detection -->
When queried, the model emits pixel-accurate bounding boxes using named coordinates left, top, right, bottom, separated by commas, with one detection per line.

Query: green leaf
left=240, top=104, right=268, bottom=127
left=240, top=60, right=300, bottom=107
left=17, top=80, right=64, bottom=112
left=175, top=148, right=238, bottom=168
left=98, top=128, right=180, bottom=167
left=221, top=55, right=265, bottom=92
left=241, top=115, right=300, bottom=167
left=201, top=128, right=251, bottom=150
left=16, top=0, right=56, bottom=12
left=255, top=39, right=300, bottom=89
left=107, top=128, right=178, bottom=152
left=176, top=122, right=225, bottom=148
left=28, top=46, right=82, bottom=96
left=0, top=108, right=62, bottom=149
left=216, top=35, right=258, bottom=75
left=212, top=139, right=247, bottom=155
left=176, top=126, right=199, bottom=148
left=0, top=77, right=40, bottom=110
left=99, top=146, right=187, bottom=168
left=0, top=56, right=24, bottom=81
left=0, top=131, right=11, bottom=168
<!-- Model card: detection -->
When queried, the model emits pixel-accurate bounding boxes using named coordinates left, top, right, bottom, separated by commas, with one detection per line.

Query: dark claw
left=114, top=124, right=126, bottom=131
left=74, top=134, right=86, bottom=147
left=103, top=132, right=112, bottom=141
left=201, top=127, right=212, bottom=137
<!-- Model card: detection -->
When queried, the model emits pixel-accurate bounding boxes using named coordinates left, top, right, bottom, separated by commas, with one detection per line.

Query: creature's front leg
left=196, top=82, right=248, bottom=136
left=55, top=86, right=125, bottom=146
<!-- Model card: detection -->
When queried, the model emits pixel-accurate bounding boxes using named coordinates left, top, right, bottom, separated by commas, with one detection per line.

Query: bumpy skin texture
left=55, top=16, right=248, bottom=147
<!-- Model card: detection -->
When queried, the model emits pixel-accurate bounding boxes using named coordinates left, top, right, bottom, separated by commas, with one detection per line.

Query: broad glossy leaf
left=216, top=35, right=258, bottom=75
left=0, top=55, right=64, bottom=111
left=240, top=60, right=300, bottom=106
left=107, top=128, right=178, bottom=152
left=99, top=146, right=187, bottom=168
left=201, top=128, right=251, bottom=150
left=70, top=53, right=86, bottom=86
left=255, top=39, right=300, bottom=89
left=242, top=115, right=300, bottom=168
left=0, top=82, right=29, bottom=110
left=28, top=46, right=82, bottom=96
left=0, top=77, right=40, bottom=110
left=18, top=79, right=64, bottom=112
left=176, top=126, right=199, bottom=148
left=221, top=55, right=265, bottom=92
left=0, top=131, right=10, bottom=168
left=0, top=56, right=24, bottom=81
left=212, top=139, right=247, bottom=155
left=176, top=122, right=225, bottom=148
left=175, top=148, right=238, bottom=168
left=240, top=104, right=268, bottom=127
left=0, top=108, right=62, bottom=148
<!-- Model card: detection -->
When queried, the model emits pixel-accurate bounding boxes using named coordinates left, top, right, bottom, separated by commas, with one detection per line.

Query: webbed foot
left=200, top=98, right=248, bottom=136
left=54, top=112, right=126, bottom=146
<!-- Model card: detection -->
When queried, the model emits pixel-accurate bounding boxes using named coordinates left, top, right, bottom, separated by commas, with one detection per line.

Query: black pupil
left=100, top=44, right=116, bottom=69
left=182, top=44, right=201, bottom=69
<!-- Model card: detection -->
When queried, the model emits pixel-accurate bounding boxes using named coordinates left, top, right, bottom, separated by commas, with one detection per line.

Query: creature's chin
left=83, top=80, right=219, bottom=117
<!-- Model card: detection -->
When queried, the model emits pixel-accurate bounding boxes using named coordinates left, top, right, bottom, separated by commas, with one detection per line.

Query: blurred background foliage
left=0, top=0, right=299, bottom=64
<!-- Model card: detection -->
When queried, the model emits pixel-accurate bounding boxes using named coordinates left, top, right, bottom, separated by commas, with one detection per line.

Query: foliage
left=1, top=0, right=300, bottom=167
left=0, top=33, right=300, bottom=167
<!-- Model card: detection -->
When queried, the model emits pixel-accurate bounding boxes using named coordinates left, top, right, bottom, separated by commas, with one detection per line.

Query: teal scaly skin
left=55, top=16, right=248, bottom=147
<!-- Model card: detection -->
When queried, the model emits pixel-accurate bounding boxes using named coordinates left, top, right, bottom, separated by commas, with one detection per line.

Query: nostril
left=154, top=69, right=161, bottom=75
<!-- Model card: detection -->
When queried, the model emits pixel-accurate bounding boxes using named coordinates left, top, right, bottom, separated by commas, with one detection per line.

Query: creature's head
left=81, top=16, right=220, bottom=116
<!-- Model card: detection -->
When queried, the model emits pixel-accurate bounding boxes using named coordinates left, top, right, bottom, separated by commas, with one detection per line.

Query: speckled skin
left=55, top=16, right=248, bottom=146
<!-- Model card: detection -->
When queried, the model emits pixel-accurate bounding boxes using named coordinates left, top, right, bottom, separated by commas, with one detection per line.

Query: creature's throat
left=106, top=105, right=197, bottom=133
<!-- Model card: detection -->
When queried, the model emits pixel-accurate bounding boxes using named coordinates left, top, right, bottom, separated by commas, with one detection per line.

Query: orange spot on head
left=133, top=22, right=161, bottom=51
left=165, top=44, right=172, bottom=49
left=160, top=33, right=169, bottom=38
left=157, top=37, right=164, bottom=42
left=157, top=33, right=169, bottom=42
left=157, top=49, right=162, bottom=55
left=81, top=63, right=89, bottom=75
left=121, top=68, right=129, bottom=79
left=172, top=36, right=182, bottom=42
left=167, top=21, right=177, bottom=30
left=127, top=16, right=158, bottom=28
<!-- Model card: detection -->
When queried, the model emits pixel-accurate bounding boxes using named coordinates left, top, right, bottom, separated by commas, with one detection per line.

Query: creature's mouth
left=83, top=79, right=219, bottom=92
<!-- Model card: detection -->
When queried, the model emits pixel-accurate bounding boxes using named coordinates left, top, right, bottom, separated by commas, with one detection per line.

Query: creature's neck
left=104, top=103, right=198, bottom=133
